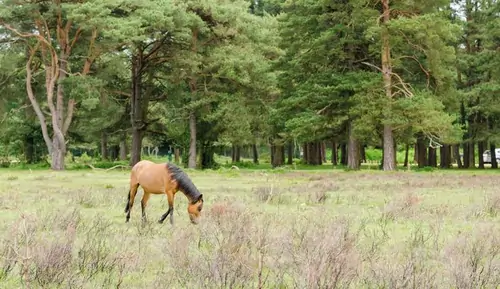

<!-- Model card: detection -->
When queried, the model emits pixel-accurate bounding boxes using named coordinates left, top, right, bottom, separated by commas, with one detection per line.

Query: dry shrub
left=363, top=225, right=440, bottom=288
left=77, top=217, right=118, bottom=279
left=0, top=214, right=38, bottom=282
left=71, top=188, right=96, bottom=208
left=308, top=190, right=327, bottom=204
left=31, top=225, right=76, bottom=287
left=253, top=185, right=286, bottom=204
left=286, top=217, right=360, bottom=288
left=444, top=225, right=500, bottom=288
left=161, top=201, right=257, bottom=288
left=484, top=193, right=500, bottom=217
left=1, top=210, right=82, bottom=287
left=381, top=191, right=421, bottom=221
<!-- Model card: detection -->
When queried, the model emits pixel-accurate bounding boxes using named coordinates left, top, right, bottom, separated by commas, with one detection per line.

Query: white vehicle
left=482, top=149, right=500, bottom=163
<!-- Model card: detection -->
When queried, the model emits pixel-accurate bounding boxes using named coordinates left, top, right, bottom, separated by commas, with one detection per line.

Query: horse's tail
left=124, top=189, right=131, bottom=213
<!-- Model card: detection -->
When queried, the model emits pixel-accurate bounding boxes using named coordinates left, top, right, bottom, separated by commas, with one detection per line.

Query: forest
left=0, top=0, right=499, bottom=172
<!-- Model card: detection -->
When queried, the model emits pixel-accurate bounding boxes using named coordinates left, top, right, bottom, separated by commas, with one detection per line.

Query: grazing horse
left=124, top=160, right=204, bottom=225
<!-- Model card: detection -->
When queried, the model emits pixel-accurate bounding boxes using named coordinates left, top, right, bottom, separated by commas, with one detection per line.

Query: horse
left=124, top=160, right=204, bottom=225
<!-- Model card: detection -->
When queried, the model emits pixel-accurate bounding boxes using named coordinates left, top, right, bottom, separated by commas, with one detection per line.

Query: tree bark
left=252, top=143, right=259, bottom=164
left=413, top=143, right=418, bottom=164
left=331, top=141, right=338, bottom=165
left=468, top=141, right=475, bottom=168
left=340, top=143, right=347, bottom=165
left=232, top=144, right=241, bottom=163
left=188, top=112, right=197, bottom=169
left=417, top=135, right=427, bottom=168
left=347, top=121, right=360, bottom=170
left=491, top=143, right=497, bottom=169
left=428, top=147, right=437, bottom=167
left=302, top=143, right=308, bottom=163
left=454, top=144, right=463, bottom=168
left=403, top=144, right=409, bottom=168
left=321, top=141, right=327, bottom=163
left=271, top=144, right=284, bottom=168
left=130, top=52, right=147, bottom=167
left=440, top=144, right=451, bottom=168
left=381, top=0, right=395, bottom=171
left=478, top=140, right=485, bottom=169
left=287, top=141, right=293, bottom=165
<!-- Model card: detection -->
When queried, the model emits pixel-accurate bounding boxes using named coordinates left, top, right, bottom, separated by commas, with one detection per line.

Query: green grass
left=1, top=168, right=499, bottom=288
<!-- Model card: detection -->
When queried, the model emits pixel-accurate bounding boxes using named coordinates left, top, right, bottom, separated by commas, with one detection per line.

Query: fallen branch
left=86, top=164, right=130, bottom=171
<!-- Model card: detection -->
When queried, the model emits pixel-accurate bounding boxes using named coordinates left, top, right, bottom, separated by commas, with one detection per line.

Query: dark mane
left=165, top=163, right=202, bottom=203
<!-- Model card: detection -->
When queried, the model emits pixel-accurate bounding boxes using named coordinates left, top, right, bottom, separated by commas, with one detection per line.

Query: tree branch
left=143, top=33, right=170, bottom=60
left=25, top=43, right=53, bottom=154
left=82, top=28, right=98, bottom=75
left=62, top=99, right=75, bottom=136
left=397, top=55, right=430, bottom=89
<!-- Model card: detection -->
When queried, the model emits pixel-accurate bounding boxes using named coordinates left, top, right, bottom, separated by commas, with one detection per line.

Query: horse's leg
left=126, top=183, right=139, bottom=223
left=141, top=192, right=151, bottom=224
left=158, top=190, right=175, bottom=225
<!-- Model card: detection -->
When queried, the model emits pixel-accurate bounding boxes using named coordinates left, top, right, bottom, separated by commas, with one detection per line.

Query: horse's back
left=130, top=160, right=170, bottom=194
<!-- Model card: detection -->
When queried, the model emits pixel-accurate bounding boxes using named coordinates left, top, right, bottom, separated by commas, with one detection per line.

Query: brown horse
left=124, top=160, right=204, bottom=225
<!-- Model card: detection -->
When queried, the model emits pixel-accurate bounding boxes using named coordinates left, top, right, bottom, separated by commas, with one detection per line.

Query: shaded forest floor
left=1, top=168, right=499, bottom=288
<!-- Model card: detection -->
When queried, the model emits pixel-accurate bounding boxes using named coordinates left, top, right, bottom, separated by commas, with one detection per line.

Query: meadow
left=1, top=166, right=500, bottom=288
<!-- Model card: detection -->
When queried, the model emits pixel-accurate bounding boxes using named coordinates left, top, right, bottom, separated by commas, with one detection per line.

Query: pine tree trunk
left=101, top=132, right=108, bottom=160
left=321, top=141, right=327, bottom=163
left=454, top=144, right=463, bottom=168
left=130, top=53, right=147, bottom=167
left=491, top=143, right=497, bottom=168
left=331, top=141, right=338, bottom=165
left=188, top=112, right=197, bottom=169
left=381, top=0, right=395, bottom=171
left=340, top=144, right=347, bottom=165
left=478, top=141, right=485, bottom=169
left=413, top=143, right=418, bottom=164
left=302, top=143, right=307, bottom=163
left=440, top=144, right=451, bottom=168
left=404, top=144, right=409, bottom=168
left=469, top=141, right=475, bottom=168
left=417, top=135, right=427, bottom=168
left=252, top=143, right=259, bottom=164
left=287, top=141, right=293, bottom=165
left=271, top=144, right=284, bottom=168
left=51, top=137, right=65, bottom=170
left=428, top=147, right=437, bottom=167
left=347, top=121, right=360, bottom=170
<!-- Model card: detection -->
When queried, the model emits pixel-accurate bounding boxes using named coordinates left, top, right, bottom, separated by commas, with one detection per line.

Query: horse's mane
left=165, top=163, right=202, bottom=203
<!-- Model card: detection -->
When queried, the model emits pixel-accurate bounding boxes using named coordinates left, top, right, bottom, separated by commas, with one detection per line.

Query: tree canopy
left=0, top=0, right=499, bottom=171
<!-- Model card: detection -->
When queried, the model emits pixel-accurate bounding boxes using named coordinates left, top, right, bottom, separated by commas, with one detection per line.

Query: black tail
left=124, top=189, right=130, bottom=213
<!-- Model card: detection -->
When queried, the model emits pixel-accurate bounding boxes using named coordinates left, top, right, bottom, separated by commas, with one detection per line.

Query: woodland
left=0, top=0, right=499, bottom=171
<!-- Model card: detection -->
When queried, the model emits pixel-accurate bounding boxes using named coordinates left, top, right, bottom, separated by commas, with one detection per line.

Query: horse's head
left=188, top=194, right=203, bottom=224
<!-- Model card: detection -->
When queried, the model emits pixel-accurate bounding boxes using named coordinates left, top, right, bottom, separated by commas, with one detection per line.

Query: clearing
left=1, top=168, right=499, bottom=288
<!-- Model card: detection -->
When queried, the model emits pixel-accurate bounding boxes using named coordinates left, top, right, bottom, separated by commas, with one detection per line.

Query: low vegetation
left=1, top=168, right=499, bottom=288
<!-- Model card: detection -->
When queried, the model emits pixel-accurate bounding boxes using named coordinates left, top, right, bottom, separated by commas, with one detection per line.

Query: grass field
left=1, top=167, right=500, bottom=288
